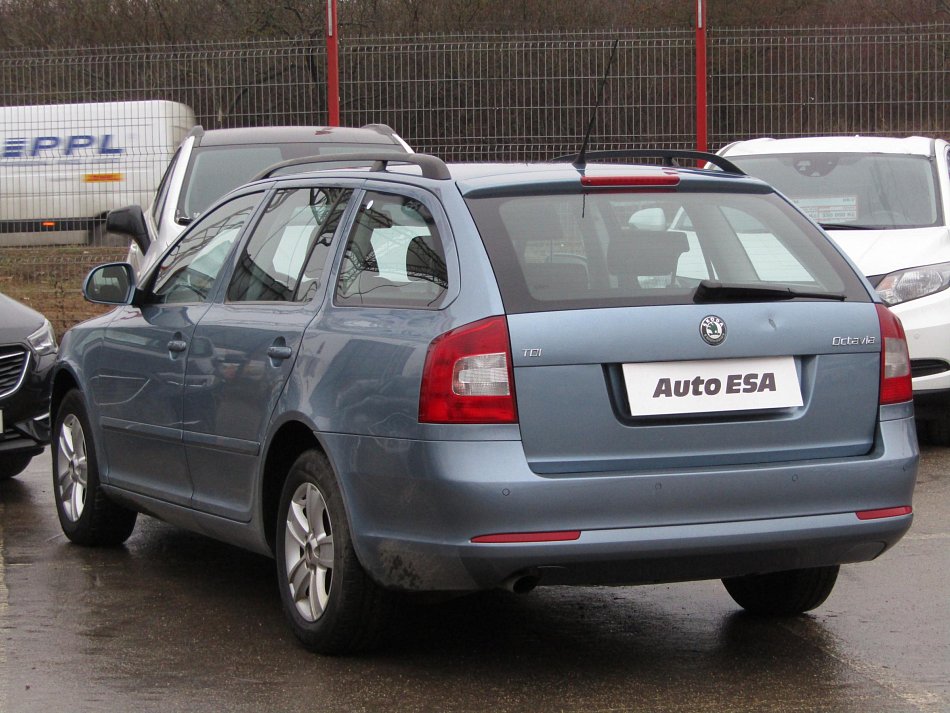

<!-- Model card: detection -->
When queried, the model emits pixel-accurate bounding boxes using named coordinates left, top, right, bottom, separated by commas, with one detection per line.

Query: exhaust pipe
left=500, top=569, right=541, bottom=594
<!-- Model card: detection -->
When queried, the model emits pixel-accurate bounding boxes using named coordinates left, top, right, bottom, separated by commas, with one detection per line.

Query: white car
left=720, top=136, right=950, bottom=443
left=108, top=124, right=412, bottom=277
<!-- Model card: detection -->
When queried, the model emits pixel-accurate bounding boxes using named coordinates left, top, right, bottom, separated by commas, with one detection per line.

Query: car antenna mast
left=574, top=38, right=620, bottom=170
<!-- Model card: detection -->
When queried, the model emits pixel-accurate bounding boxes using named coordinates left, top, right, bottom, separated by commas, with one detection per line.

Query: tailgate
left=509, top=301, right=881, bottom=474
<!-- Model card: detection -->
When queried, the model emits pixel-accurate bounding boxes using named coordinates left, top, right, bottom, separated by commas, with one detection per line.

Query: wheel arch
left=260, top=420, right=323, bottom=554
left=51, top=367, right=81, bottom=420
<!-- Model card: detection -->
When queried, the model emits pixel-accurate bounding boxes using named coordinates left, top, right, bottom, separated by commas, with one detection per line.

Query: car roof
left=257, top=156, right=774, bottom=199
left=721, top=135, right=940, bottom=157
left=192, top=125, right=404, bottom=148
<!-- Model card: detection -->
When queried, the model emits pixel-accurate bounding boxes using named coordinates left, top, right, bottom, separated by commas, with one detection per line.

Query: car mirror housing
left=106, top=205, right=151, bottom=255
left=83, top=262, right=136, bottom=305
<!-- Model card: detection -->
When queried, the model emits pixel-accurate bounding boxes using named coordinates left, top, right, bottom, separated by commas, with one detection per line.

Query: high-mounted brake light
left=876, top=304, right=913, bottom=405
left=581, top=173, right=680, bottom=188
left=419, top=316, right=518, bottom=424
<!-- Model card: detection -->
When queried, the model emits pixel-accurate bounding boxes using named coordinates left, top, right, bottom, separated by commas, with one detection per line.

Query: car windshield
left=465, top=189, right=869, bottom=314
left=728, top=152, right=941, bottom=229
left=177, top=142, right=403, bottom=222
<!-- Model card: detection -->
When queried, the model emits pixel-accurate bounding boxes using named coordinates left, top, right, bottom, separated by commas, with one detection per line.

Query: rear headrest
left=523, top=262, right=589, bottom=293
left=608, top=229, right=689, bottom=277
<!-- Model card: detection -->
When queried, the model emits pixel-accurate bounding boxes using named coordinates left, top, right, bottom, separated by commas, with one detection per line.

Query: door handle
left=267, top=345, right=293, bottom=360
left=168, top=339, right=188, bottom=353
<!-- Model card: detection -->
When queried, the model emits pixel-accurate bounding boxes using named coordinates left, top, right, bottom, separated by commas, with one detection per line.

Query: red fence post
left=695, top=0, right=708, bottom=151
left=326, top=0, right=340, bottom=126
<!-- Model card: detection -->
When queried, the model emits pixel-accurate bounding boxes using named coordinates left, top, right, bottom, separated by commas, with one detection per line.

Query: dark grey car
left=0, top=292, right=55, bottom=479
left=51, top=151, right=918, bottom=654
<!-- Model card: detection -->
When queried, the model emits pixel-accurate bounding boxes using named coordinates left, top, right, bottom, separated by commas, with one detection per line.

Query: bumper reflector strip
left=471, top=531, right=581, bottom=544
left=856, top=506, right=912, bottom=520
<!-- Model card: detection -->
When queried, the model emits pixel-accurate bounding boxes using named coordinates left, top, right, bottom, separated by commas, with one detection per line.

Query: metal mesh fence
left=0, top=25, right=948, bottom=329
left=710, top=25, right=950, bottom=145
left=0, top=26, right=946, bottom=163
left=340, top=31, right=695, bottom=160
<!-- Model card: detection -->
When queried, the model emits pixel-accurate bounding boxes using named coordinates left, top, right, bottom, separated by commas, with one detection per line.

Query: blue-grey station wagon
left=51, top=150, right=919, bottom=654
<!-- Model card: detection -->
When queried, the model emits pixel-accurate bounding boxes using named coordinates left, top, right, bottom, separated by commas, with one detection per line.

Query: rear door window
left=465, top=190, right=869, bottom=313
left=226, top=186, right=353, bottom=303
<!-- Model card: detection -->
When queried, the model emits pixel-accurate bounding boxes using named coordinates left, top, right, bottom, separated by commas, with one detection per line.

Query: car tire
left=52, top=390, right=137, bottom=546
left=275, top=449, right=391, bottom=655
left=0, top=453, right=34, bottom=481
left=925, top=416, right=950, bottom=447
left=722, top=565, right=839, bottom=616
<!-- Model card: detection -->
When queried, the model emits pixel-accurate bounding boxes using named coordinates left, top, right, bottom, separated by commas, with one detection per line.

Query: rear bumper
left=363, top=510, right=909, bottom=591
left=326, top=413, right=918, bottom=592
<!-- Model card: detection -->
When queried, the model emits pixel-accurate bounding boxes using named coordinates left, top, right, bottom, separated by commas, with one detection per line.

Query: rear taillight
left=876, top=304, right=913, bottom=405
left=419, top=316, right=518, bottom=424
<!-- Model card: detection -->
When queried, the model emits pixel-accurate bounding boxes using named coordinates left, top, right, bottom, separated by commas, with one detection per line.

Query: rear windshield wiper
left=693, top=279, right=846, bottom=303
left=818, top=222, right=874, bottom=230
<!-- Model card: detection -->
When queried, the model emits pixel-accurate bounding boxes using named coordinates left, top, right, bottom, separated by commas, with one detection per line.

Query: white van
left=0, top=101, right=196, bottom=246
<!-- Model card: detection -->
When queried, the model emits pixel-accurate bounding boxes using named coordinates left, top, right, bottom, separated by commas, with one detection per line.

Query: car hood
left=0, top=292, right=45, bottom=344
left=825, top=226, right=950, bottom=277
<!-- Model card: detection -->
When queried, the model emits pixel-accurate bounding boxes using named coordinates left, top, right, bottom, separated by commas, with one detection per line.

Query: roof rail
left=552, top=149, right=745, bottom=175
left=252, top=152, right=450, bottom=182
left=361, top=123, right=399, bottom=139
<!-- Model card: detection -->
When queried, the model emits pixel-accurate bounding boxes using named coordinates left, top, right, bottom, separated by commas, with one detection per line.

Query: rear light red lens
left=471, top=531, right=581, bottom=543
left=581, top=173, right=680, bottom=188
left=419, top=316, right=518, bottom=424
left=876, top=304, right=913, bottom=405
left=856, top=506, right=912, bottom=520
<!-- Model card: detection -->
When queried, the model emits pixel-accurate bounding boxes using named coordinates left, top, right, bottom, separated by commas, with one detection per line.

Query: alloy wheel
left=283, top=482, right=335, bottom=622
left=56, top=414, right=87, bottom=522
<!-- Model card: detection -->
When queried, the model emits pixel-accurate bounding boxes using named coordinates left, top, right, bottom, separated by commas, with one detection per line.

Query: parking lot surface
left=1, top=446, right=947, bottom=713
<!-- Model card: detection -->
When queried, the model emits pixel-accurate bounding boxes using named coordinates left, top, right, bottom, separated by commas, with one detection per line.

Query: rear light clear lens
left=419, top=316, right=518, bottom=423
left=876, top=304, right=913, bottom=405
left=453, top=353, right=509, bottom=396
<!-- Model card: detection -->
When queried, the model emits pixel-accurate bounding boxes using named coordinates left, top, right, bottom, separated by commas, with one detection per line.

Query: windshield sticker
left=792, top=196, right=858, bottom=223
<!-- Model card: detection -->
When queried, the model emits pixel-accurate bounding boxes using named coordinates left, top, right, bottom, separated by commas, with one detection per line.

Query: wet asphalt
left=1, top=445, right=947, bottom=713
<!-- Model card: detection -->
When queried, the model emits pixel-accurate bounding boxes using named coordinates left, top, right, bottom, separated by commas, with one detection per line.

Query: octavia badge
left=700, top=315, right=726, bottom=346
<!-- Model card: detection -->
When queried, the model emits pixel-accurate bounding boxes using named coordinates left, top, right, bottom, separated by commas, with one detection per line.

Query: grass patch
left=0, top=246, right=128, bottom=337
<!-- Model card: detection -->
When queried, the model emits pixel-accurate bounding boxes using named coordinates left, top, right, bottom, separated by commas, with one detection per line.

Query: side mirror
left=106, top=205, right=151, bottom=255
left=83, top=263, right=135, bottom=305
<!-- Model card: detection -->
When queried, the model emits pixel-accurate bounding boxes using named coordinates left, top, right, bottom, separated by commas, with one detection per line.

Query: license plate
left=623, top=356, right=803, bottom=417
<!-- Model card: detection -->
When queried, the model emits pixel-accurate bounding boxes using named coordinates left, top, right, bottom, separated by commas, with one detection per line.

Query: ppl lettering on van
left=2, top=134, right=124, bottom=159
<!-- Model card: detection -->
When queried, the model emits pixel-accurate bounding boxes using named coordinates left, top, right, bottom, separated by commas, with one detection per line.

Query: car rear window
left=178, top=142, right=404, bottom=222
left=465, top=190, right=871, bottom=314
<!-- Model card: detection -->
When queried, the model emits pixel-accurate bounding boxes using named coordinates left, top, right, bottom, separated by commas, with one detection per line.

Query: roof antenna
left=574, top=38, right=620, bottom=170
